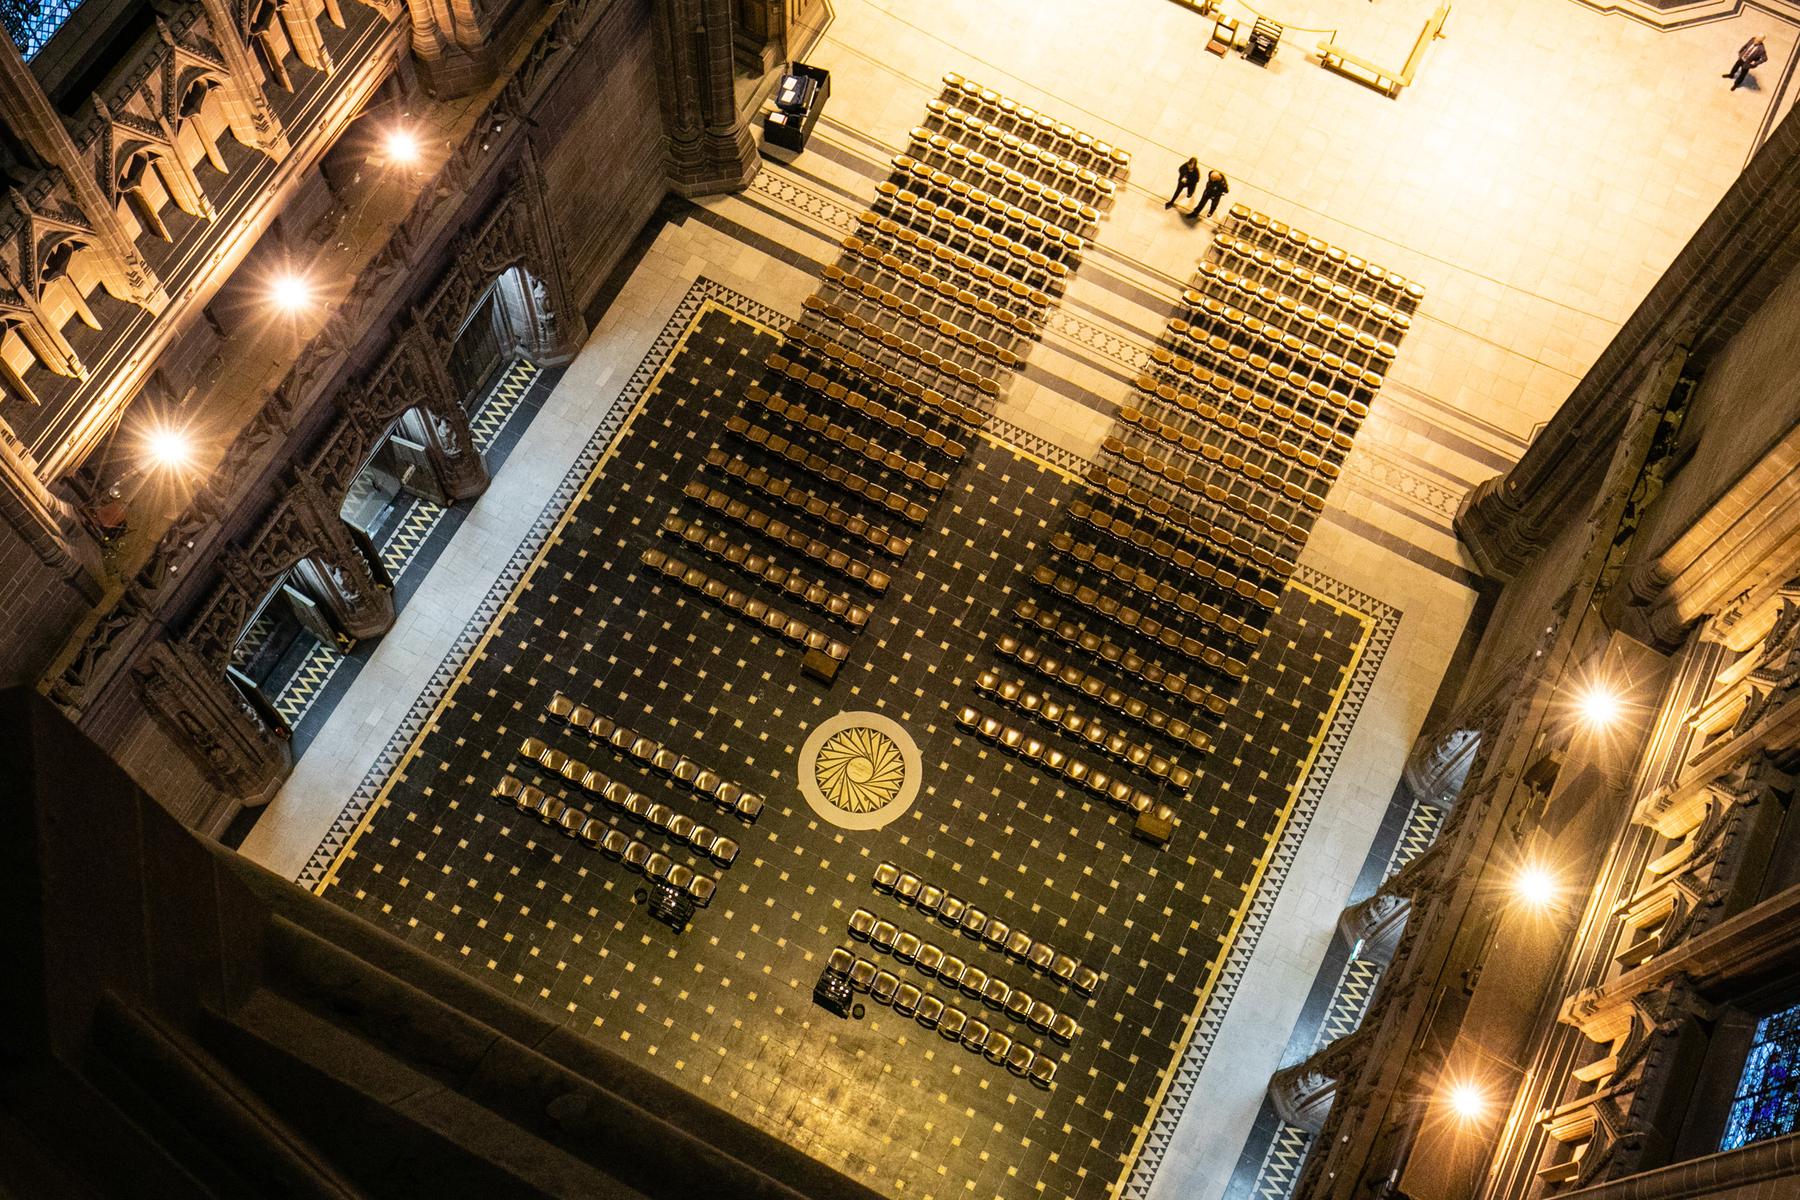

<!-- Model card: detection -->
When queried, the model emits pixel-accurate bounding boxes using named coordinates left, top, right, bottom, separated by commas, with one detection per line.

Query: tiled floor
left=242, top=1, right=1781, bottom=1196
left=313, top=292, right=1384, bottom=1199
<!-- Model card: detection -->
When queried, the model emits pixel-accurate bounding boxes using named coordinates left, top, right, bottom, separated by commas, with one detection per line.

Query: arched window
left=1720, top=1001, right=1800, bottom=1151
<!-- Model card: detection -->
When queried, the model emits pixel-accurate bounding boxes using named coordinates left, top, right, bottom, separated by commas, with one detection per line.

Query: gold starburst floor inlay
left=799, top=711, right=922, bottom=831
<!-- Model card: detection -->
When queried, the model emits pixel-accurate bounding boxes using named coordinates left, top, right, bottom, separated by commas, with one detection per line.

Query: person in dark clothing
left=1166, top=157, right=1200, bottom=208
left=1194, top=169, right=1230, bottom=219
left=1725, top=35, right=1768, bottom=89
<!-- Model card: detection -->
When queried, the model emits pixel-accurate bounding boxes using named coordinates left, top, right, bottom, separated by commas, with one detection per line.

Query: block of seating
left=1030, top=562, right=1255, bottom=683
left=1145, top=325, right=1370, bottom=436
left=1223, top=204, right=1425, bottom=308
left=725, top=416, right=930, bottom=525
left=1190, top=265, right=1403, bottom=356
left=493, top=775, right=720, bottom=906
left=828, top=253, right=1040, bottom=345
left=792, top=300, right=1007, bottom=402
left=891, top=151, right=1097, bottom=242
left=845, top=223, right=1051, bottom=326
left=660, top=512, right=871, bottom=630
left=1209, top=232, right=1414, bottom=343
left=1116, top=402, right=1333, bottom=513
left=846, top=909, right=1080, bottom=1040
left=749, top=378, right=965, bottom=468
left=704, top=448, right=911, bottom=560
left=954, top=702, right=1164, bottom=817
left=834, top=946, right=1058, bottom=1086
left=1132, top=370, right=1356, bottom=472
left=1098, top=438, right=1304, bottom=566
left=814, top=274, right=1025, bottom=374
left=1009, top=594, right=1245, bottom=705
left=866, top=864, right=1103, bottom=997
left=867, top=191, right=1069, bottom=293
left=504, top=753, right=742, bottom=866
left=774, top=312, right=992, bottom=430
left=681, top=481, right=892, bottom=594
left=1185, top=273, right=1398, bottom=367
left=1166, top=306, right=1383, bottom=399
left=1198, top=256, right=1412, bottom=341
left=545, top=694, right=765, bottom=825
left=640, top=546, right=849, bottom=682
left=743, top=363, right=953, bottom=491
left=881, top=161, right=1087, bottom=261
left=941, top=73, right=1130, bottom=178
left=974, top=668, right=1196, bottom=790
left=1047, top=526, right=1266, bottom=639
left=1085, top=464, right=1299, bottom=588
left=916, top=109, right=1117, bottom=203
left=992, top=632, right=1218, bottom=751
left=1067, top=497, right=1283, bottom=613
left=822, top=260, right=1029, bottom=362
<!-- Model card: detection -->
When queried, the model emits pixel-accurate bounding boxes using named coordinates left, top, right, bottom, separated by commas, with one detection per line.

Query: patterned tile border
left=290, top=280, right=1403, bottom=1200
left=1121, top=570, right=1400, bottom=1200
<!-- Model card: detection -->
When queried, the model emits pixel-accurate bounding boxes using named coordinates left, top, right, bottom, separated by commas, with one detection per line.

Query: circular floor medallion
left=798, top=711, right=921, bottom=830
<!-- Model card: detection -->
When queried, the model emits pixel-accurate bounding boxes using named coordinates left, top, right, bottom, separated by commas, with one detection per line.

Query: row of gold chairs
left=703, top=447, right=912, bottom=561
left=1100, top=436, right=1306, bottom=562
left=994, top=631, right=1218, bottom=750
left=1224, top=204, right=1424, bottom=307
left=954, top=704, right=1174, bottom=832
left=1086, top=463, right=1299, bottom=583
left=727, top=417, right=930, bottom=525
left=1210, top=231, right=1416, bottom=331
left=881, top=162, right=1086, bottom=260
left=640, top=547, right=850, bottom=682
left=823, top=947, right=1057, bottom=1087
left=1150, top=326, right=1378, bottom=418
left=509, top=747, right=744, bottom=864
left=920, top=106, right=1118, bottom=202
left=1132, top=371, right=1356, bottom=470
left=749, top=379, right=964, bottom=468
left=1068, top=499, right=1283, bottom=612
left=773, top=313, right=993, bottom=426
left=1167, top=306, right=1384, bottom=398
left=495, top=776, right=720, bottom=906
left=848, top=223, right=1050, bottom=320
left=799, top=296, right=1011, bottom=391
left=892, top=148, right=1097, bottom=238
left=1116, top=403, right=1332, bottom=520
left=871, top=189, right=1070, bottom=292
left=827, top=254, right=1037, bottom=345
left=941, top=72, right=1130, bottom=177
left=1192, top=262, right=1405, bottom=352
left=680, top=481, right=891, bottom=594
left=1030, top=563, right=1251, bottom=682
left=1012, top=592, right=1241, bottom=704
left=661, top=512, right=871, bottom=631
left=975, top=668, right=1194, bottom=790
left=869, top=860, right=1102, bottom=994
left=1045, top=529, right=1266, bottom=646
left=746, top=376, right=955, bottom=486
left=847, top=910, right=1079, bottom=1040
left=815, top=276, right=1023, bottom=373
left=546, top=693, right=765, bottom=823
left=1185, top=277, right=1398, bottom=367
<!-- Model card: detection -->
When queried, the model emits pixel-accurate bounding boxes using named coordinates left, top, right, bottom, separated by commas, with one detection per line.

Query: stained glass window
left=1720, top=1002, right=1800, bottom=1151
left=0, top=0, right=82, bottom=60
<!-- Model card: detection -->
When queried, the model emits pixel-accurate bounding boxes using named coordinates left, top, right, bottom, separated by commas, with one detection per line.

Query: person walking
left=1194, top=169, right=1230, bottom=219
left=1725, top=35, right=1768, bottom=90
left=1166, top=157, right=1200, bottom=209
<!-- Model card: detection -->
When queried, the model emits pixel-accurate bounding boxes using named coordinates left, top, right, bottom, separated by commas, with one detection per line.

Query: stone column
left=0, top=30, right=167, bottom=312
left=0, top=419, right=103, bottom=594
left=136, top=639, right=292, bottom=804
left=408, top=334, right=490, bottom=502
left=408, top=0, right=498, bottom=97
left=284, top=473, right=393, bottom=639
left=180, top=3, right=290, bottom=158
left=654, top=0, right=759, bottom=197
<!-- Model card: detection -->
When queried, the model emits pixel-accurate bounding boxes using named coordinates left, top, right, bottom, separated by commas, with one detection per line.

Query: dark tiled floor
left=322, top=298, right=1375, bottom=1200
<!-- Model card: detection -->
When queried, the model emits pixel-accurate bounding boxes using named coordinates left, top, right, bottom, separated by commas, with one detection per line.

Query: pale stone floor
left=243, top=1, right=1785, bottom=1196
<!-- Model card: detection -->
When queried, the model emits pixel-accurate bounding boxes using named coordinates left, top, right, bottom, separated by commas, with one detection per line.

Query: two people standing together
left=1166, top=157, right=1229, bottom=220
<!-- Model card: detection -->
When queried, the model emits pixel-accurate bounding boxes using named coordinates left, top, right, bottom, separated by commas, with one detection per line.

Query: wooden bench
left=1316, top=3, right=1449, bottom=98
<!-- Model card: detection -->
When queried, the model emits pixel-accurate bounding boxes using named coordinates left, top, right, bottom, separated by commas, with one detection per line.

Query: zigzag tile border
left=291, top=281, right=1404, bottom=1200
left=1122, top=574, right=1399, bottom=1200
left=1251, top=1123, right=1316, bottom=1200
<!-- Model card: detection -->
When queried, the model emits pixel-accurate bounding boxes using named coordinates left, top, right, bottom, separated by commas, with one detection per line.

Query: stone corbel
left=407, top=330, right=490, bottom=502
left=136, top=639, right=292, bottom=803
left=284, top=471, right=392, bottom=639
left=175, top=6, right=290, bottom=159
left=1339, top=892, right=1410, bottom=964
